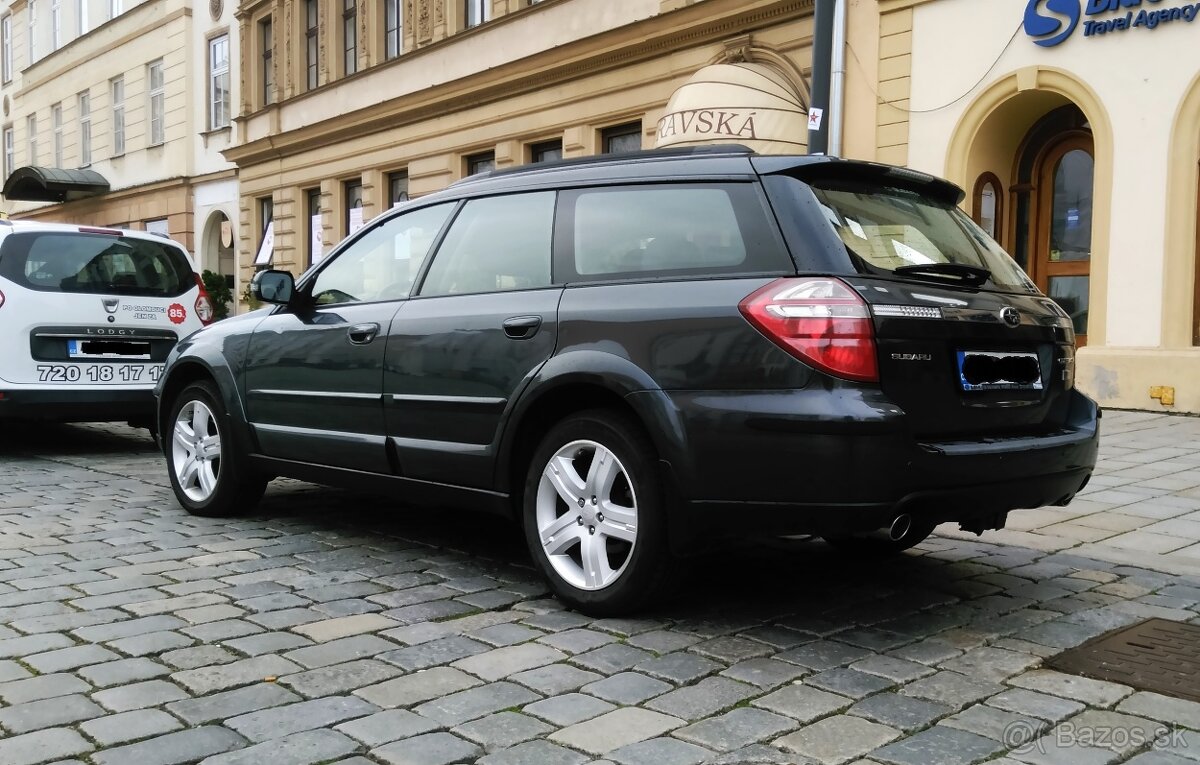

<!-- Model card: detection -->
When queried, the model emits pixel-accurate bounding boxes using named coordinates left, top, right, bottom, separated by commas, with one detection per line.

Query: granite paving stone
left=0, top=727, right=94, bottom=765
left=849, top=692, right=955, bottom=732
left=89, top=726, right=247, bottom=765
left=196, top=729, right=360, bottom=765
left=166, top=682, right=302, bottom=725
left=92, top=679, right=191, bottom=712
left=334, top=708, right=441, bottom=746
left=675, top=707, right=798, bottom=752
left=752, top=684, right=854, bottom=723
left=549, top=707, right=685, bottom=755
left=645, top=676, right=757, bottom=720
left=224, top=695, right=380, bottom=742
left=371, top=731, right=482, bottom=765
left=870, top=725, right=1006, bottom=765
left=355, top=666, right=482, bottom=708
left=524, top=692, right=617, bottom=726
left=581, top=672, right=673, bottom=705
left=171, top=655, right=302, bottom=695
left=452, top=710, right=553, bottom=750
left=79, top=709, right=183, bottom=746
left=277, top=658, right=402, bottom=697
left=774, top=714, right=900, bottom=764
left=0, top=694, right=106, bottom=734
left=414, top=681, right=542, bottom=726
left=608, top=736, right=714, bottom=765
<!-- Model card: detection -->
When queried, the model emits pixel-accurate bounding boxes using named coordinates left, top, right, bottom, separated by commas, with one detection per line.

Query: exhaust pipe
left=889, top=514, right=913, bottom=542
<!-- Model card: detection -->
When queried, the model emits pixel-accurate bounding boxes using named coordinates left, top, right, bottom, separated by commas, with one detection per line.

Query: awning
left=655, top=63, right=808, bottom=155
left=2, top=166, right=110, bottom=202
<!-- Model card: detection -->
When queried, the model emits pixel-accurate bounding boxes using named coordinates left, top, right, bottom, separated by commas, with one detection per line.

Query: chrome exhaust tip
left=889, top=514, right=913, bottom=542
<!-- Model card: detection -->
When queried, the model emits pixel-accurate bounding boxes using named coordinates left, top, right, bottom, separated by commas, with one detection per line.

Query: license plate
left=957, top=351, right=1043, bottom=392
left=36, top=364, right=164, bottom=384
left=68, top=339, right=152, bottom=360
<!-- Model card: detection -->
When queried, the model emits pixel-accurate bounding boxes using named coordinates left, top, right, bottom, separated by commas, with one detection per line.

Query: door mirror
left=251, top=269, right=295, bottom=305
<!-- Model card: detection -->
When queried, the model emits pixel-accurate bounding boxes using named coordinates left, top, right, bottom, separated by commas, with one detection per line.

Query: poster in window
left=254, top=222, right=275, bottom=265
left=311, top=214, right=324, bottom=263
left=348, top=206, right=365, bottom=234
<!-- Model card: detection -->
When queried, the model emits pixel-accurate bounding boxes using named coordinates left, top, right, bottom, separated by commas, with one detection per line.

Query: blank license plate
left=957, top=351, right=1043, bottom=392
left=68, top=339, right=152, bottom=360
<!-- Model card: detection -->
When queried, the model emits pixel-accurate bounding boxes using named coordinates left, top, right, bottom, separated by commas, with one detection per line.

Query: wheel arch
left=157, top=356, right=254, bottom=456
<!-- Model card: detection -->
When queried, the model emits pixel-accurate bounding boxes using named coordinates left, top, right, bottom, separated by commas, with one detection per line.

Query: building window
left=260, top=17, right=274, bottom=106
left=52, top=103, right=62, bottom=166
left=305, top=0, right=318, bottom=90
left=209, top=35, right=230, bottom=129
left=147, top=59, right=165, bottom=146
left=28, top=0, right=36, bottom=64
left=973, top=172, right=1004, bottom=244
left=384, top=0, right=400, bottom=60
left=465, top=0, right=489, bottom=28
left=26, top=114, right=37, bottom=165
left=342, top=0, right=357, bottom=75
left=111, top=76, right=125, bottom=155
left=78, top=91, right=90, bottom=165
left=466, top=151, right=494, bottom=176
left=109, top=0, right=121, bottom=19
left=3, top=127, right=13, bottom=178
left=77, top=0, right=87, bottom=35
left=1, top=16, right=10, bottom=83
left=388, top=171, right=408, bottom=207
left=307, top=188, right=322, bottom=266
left=602, top=122, right=642, bottom=154
left=50, top=0, right=60, bottom=50
left=530, top=139, right=562, bottom=163
left=344, top=179, right=364, bottom=235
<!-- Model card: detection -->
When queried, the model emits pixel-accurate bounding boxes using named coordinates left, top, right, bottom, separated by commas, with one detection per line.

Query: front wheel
left=522, top=409, right=673, bottom=616
left=166, top=380, right=266, bottom=517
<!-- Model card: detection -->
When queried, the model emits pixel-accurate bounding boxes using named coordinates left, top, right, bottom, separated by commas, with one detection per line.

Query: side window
left=419, top=192, right=555, bottom=297
left=565, top=184, right=784, bottom=279
left=311, top=203, right=454, bottom=305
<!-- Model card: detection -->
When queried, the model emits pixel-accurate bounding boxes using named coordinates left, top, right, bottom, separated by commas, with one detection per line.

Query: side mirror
left=251, top=269, right=295, bottom=305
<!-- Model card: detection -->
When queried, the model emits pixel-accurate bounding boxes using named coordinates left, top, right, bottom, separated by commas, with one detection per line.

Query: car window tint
left=0, top=232, right=193, bottom=297
left=574, top=187, right=747, bottom=276
left=419, top=192, right=554, bottom=297
left=311, top=203, right=454, bottom=305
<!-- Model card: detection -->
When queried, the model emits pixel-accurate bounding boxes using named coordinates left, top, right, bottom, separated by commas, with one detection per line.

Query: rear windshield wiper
left=893, top=263, right=991, bottom=288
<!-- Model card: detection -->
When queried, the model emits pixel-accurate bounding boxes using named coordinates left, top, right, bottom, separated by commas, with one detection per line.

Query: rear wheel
left=522, top=409, right=672, bottom=616
left=166, top=380, right=266, bottom=517
left=823, top=518, right=936, bottom=556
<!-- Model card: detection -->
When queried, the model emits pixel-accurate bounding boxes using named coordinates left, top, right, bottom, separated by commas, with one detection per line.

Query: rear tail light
left=739, top=277, right=879, bottom=382
left=0, top=289, right=5, bottom=309
left=194, top=274, right=215, bottom=325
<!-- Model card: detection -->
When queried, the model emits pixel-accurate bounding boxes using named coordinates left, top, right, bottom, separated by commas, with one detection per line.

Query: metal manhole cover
left=1046, top=618, right=1200, bottom=703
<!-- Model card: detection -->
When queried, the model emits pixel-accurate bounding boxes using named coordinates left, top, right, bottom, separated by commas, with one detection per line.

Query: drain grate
left=1046, top=618, right=1200, bottom=703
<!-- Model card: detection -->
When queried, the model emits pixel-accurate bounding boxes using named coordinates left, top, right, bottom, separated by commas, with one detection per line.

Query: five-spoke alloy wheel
left=172, top=398, right=223, bottom=503
left=523, top=409, right=672, bottom=615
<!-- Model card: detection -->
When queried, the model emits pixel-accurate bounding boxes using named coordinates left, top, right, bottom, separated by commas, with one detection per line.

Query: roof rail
left=451, top=144, right=756, bottom=186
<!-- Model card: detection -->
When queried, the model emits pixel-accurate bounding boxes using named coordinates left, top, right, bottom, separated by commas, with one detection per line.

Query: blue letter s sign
left=1024, top=0, right=1082, bottom=46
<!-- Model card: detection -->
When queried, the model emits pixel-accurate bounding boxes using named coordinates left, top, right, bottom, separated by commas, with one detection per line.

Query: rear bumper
left=0, top=387, right=157, bottom=422
left=628, top=387, right=1099, bottom=551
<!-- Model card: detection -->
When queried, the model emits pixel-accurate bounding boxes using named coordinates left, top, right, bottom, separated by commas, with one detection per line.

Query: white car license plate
left=36, top=364, right=164, bottom=384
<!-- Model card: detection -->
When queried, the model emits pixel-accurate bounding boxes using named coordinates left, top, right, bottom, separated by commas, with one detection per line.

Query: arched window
left=973, top=172, right=1004, bottom=244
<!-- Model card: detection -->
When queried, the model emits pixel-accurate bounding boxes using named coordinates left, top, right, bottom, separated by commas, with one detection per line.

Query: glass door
left=1035, top=134, right=1094, bottom=345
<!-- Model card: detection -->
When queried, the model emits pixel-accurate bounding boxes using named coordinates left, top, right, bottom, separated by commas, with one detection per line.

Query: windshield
left=809, top=181, right=1038, bottom=294
left=0, top=231, right=194, bottom=297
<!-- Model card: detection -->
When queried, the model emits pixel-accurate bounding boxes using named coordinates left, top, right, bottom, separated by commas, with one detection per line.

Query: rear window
left=0, top=231, right=194, bottom=297
left=559, top=184, right=789, bottom=281
left=809, top=181, right=1037, bottom=293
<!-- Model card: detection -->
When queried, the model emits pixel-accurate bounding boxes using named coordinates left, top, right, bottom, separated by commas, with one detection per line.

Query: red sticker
left=168, top=303, right=187, bottom=324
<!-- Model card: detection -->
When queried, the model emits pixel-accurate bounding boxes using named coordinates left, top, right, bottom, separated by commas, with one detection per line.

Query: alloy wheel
left=172, top=399, right=222, bottom=502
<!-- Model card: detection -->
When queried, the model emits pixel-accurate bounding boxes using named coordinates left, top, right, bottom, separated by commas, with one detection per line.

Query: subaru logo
left=102, top=298, right=120, bottom=314
left=1001, top=307, right=1022, bottom=328
left=1024, top=0, right=1081, bottom=47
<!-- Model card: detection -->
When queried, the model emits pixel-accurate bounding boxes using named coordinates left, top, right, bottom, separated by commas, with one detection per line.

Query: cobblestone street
left=0, top=411, right=1198, bottom=765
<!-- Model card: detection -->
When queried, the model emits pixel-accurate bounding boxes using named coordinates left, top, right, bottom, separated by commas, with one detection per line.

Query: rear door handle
left=348, top=323, right=380, bottom=345
left=503, top=315, right=542, bottom=340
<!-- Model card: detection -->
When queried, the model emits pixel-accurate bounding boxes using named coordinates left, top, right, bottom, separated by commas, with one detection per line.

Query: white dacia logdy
left=0, top=220, right=213, bottom=430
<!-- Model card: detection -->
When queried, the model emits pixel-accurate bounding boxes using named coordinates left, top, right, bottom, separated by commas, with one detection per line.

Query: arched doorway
left=1015, top=106, right=1094, bottom=344
left=201, top=210, right=237, bottom=315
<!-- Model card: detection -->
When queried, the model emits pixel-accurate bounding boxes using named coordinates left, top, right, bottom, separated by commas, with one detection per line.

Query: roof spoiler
left=751, top=155, right=966, bottom=206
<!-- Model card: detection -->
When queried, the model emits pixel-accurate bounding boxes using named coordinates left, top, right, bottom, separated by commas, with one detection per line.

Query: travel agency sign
left=1024, top=0, right=1200, bottom=46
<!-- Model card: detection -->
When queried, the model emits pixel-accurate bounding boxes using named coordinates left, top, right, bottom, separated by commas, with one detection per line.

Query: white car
left=0, top=220, right=213, bottom=429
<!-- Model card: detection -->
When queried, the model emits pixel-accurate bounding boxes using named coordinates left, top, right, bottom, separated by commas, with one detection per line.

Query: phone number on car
left=36, top=364, right=165, bottom=384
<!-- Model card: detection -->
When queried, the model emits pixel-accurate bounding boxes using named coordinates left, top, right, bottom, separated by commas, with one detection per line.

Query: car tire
left=166, top=380, right=266, bottom=518
left=522, top=409, right=673, bottom=616
left=822, top=520, right=937, bottom=556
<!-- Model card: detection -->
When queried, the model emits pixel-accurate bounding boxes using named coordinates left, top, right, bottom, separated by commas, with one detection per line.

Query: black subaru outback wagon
left=157, top=147, right=1098, bottom=614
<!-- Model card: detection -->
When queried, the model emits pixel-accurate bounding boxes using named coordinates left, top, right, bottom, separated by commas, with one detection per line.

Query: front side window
left=0, top=232, right=193, bottom=296
left=384, top=0, right=401, bottom=59
left=111, top=76, right=125, bottom=156
left=148, top=59, right=165, bottom=145
left=342, top=0, right=357, bottom=75
left=305, top=0, right=318, bottom=89
left=602, top=122, right=641, bottom=154
left=260, top=17, right=273, bottom=106
left=312, top=202, right=454, bottom=305
left=26, top=114, right=37, bottom=164
left=52, top=103, right=62, bottom=166
left=420, top=192, right=555, bottom=297
left=78, top=91, right=90, bottom=165
left=209, top=35, right=230, bottom=129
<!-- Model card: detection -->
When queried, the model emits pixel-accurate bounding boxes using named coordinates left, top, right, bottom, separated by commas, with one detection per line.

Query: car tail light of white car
left=194, top=275, right=215, bottom=325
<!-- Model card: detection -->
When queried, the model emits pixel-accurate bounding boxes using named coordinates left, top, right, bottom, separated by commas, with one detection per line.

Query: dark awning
left=2, top=166, right=110, bottom=202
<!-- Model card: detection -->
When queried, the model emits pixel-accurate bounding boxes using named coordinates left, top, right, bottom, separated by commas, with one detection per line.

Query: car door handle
left=347, top=323, right=380, bottom=345
left=503, top=315, right=542, bottom=340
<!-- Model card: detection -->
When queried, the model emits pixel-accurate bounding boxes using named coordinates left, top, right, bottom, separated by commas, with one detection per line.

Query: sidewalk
left=940, top=410, right=1200, bottom=576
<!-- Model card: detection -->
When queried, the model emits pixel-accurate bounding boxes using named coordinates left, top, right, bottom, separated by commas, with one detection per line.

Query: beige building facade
left=0, top=0, right=241, bottom=289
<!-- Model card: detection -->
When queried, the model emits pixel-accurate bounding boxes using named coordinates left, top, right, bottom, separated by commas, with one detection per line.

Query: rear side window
left=559, top=184, right=788, bottom=281
left=0, top=232, right=193, bottom=297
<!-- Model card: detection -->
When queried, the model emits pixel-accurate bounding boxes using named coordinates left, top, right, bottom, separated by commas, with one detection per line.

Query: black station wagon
left=156, top=147, right=1099, bottom=614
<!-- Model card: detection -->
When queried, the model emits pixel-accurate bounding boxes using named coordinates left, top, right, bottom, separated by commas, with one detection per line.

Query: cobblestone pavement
left=0, top=411, right=1198, bottom=765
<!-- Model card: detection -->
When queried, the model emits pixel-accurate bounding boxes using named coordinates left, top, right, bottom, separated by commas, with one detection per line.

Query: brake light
left=78, top=227, right=122, bottom=236
left=194, top=274, right=215, bottom=325
left=739, top=277, right=879, bottom=382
